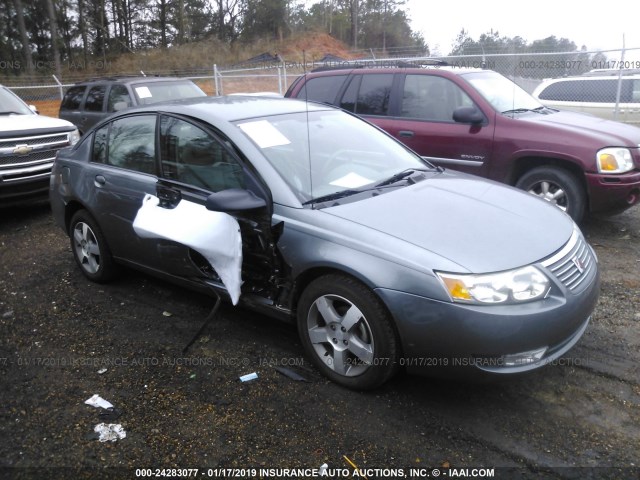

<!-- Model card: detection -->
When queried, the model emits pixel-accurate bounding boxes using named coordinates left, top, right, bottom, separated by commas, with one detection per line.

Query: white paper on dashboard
left=132, top=195, right=243, bottom=305
left=135, top=86, right=153, bottom=99
left=329, top=172, right=373, bottom=188
left=238, top=120, right=291, bottom=149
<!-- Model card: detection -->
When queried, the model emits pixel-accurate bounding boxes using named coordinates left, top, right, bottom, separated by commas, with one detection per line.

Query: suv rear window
left=61, top=86, right=86, bottom=110
left=294, top=75, right=348, bottom=104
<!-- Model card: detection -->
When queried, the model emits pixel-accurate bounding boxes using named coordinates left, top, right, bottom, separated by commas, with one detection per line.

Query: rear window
left=131, top=81, right=205, bottom=105
left=293, top=75, right=348, bottom=104
left=60, top=86, right=86, bottom=110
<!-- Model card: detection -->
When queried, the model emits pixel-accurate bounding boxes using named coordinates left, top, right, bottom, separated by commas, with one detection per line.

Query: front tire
left=297, top=274, right=399, bottom=390
left=69, top=210, right=117, bottom=283
left=515, top=166, right=586, bottom=222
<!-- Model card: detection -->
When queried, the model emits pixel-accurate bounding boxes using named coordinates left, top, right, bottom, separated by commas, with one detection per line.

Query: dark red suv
left=285, top=67, right=640, bottom=221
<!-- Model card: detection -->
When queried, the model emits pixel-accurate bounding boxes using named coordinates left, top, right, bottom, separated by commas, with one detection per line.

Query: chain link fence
left=3, top=47, right=639, bottom=123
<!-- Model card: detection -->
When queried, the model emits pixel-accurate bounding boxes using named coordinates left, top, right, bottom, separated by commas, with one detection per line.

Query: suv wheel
left=297, top=274, right=399, bottom=390
left=69, top=210, right=117, bottom=282
left=516, top=167, right=586, bottom=222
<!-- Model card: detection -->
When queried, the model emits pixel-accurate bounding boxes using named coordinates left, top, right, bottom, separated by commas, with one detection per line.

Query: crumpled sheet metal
left=133, top=194, right=243, bottom=304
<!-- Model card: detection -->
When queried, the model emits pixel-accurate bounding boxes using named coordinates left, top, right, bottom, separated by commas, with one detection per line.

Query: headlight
left=436, top=266, right=550, bottom=305
left=68, top=129, right=81, bottom=146
left=597, top=147, right=633, bottom=174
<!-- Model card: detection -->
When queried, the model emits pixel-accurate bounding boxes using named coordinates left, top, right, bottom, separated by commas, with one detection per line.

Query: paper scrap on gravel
left=133, top=194, right=243, bottom=304
left=94, top=423, right=127, bottom=442
left=85, top=394, right=114, bottom=409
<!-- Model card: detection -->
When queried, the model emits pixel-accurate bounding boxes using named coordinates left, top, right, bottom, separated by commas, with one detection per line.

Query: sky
left=404, top=0, right=640, bottom=60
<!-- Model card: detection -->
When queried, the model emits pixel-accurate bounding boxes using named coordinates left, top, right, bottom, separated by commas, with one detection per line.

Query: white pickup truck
left=0, top=85, right=79, bottom=205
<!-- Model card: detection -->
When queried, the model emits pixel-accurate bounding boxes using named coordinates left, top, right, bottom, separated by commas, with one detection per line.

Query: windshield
left=132, top=81, right=206, bottom=105
left=463, top=71, right=542, bottom=113
left=236, top=110, right=431, bottom=203
left=0, top=87, right=34, bottom=115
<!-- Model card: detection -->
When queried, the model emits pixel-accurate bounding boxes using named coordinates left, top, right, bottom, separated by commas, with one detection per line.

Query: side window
left=339, top=76, right=360, bottom=112
left=400, top=75, right=472, bottom=122
left=61, top=86, right=86, bottom=110
left=353, top=74, right=393, bottom=116
left=538, top=81, right=576, bottom=101
left=582, top=79, right=617, bottom=103
left=84, top=85, right=107, bottom=112
left=159, top=116, right=245, bottom=192
left=295, top=75, right=347, bottom=104
left=107, top=85, right=132, bottom=112
left=632, top=80, right=640, bottom=103
left=92, top=125, right=108, bottom=164
left=91, top=115, right=156, bottom=174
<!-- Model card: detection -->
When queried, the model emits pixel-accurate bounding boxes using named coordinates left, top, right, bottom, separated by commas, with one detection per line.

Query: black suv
left=59, top=76, right=206, bottom=134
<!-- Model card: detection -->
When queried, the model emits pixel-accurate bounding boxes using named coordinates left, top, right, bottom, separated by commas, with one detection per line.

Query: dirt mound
left=276, top=31, right=355, bottom=62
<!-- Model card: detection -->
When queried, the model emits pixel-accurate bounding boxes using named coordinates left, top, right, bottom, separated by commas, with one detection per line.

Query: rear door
left=85, top=113, right=161, bottom=267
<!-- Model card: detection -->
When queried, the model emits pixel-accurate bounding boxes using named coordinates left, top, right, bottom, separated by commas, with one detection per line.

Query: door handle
left=94, top=175, right=106, bottom=187
left=398, top=130, right=415, bottom=138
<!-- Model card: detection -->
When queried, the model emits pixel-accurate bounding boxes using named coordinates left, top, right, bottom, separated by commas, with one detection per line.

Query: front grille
left=0, top=134, right=68, bottom=149
left=0, top=149, right=57, bottom=167
left=542, top=229, right=595, bottom=292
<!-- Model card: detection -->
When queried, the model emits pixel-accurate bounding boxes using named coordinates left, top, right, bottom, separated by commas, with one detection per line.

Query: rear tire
left=297, top=274, right=399, bottom=390
left=69, top=210, right=117, bottom=283
left=515, top=166, right=586, bottom=222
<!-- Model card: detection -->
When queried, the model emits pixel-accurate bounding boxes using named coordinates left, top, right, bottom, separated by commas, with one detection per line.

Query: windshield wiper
left=0, top=111, right=24, bottom=115
left=502, top=107, right=545, bottom=115
left=375, top=167, right=434, bottom=187
left=302, top=188, right=363, bottom=206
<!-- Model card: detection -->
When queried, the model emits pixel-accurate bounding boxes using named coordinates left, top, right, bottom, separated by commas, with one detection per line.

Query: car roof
left=113, top=95, right=335, bottom=123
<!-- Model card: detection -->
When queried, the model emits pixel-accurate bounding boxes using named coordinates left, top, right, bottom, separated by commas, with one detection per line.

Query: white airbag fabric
left=133, top=194, right=243, bottom=304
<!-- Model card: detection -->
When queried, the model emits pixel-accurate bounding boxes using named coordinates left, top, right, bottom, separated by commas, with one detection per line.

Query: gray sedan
left=50, top=96, right=600, bottom=389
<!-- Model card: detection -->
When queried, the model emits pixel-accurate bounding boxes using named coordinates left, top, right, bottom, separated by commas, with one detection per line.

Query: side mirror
left=453, top=106, right=484, bottom=125
left=113, top=101, right=129, bottom=112
left=29, top=105, right=39, bottom=114
left=205, top=189, right=266, bottom=212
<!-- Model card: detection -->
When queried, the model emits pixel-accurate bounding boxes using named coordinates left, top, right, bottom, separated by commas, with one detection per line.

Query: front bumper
left=375, top=255, right=600, bottom=377
left=585, top=170, right=640, bottom=214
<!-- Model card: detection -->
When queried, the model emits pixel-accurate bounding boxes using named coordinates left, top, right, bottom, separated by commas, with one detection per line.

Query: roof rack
left=311, top=58, right=448, bottom=73
left=582, top=68, right=640, bottom=77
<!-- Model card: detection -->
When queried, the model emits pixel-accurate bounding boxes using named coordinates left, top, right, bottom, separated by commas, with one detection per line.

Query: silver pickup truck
left=0, top=85, right=79, bottom=206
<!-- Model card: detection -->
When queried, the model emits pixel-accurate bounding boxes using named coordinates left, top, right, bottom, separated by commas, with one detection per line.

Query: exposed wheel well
left=509, top=157, right=586, bottom=191
left=289, top=266, right=405, bottom=357
left=63, top=201, right=88, bottom=233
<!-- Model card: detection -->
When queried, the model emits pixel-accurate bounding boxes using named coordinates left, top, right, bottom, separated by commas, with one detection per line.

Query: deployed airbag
left=133, top=194, right=243, bottom=304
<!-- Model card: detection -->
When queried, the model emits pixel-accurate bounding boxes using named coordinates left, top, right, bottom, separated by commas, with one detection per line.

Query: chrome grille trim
left=541, top=227, right=595, bottom=291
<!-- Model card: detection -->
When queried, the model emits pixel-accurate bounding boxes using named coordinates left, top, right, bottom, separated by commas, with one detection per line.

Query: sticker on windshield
left=329, top=172, right=373, bottom=188
left=238, top=120, right=291, bottom=149
left=135, top=86, right=153, bottom=99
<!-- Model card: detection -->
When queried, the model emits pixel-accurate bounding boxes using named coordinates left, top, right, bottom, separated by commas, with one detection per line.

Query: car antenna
left=304, top=72, right=313, bottom=207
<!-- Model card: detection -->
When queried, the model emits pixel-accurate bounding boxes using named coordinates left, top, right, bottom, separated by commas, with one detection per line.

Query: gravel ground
left=0, top=204, right=638, bottom=480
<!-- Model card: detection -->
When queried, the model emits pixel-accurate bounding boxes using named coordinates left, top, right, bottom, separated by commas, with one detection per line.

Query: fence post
left=213, top=64, right=222, bottom=96
left=613, top=37, right=626, bottom=121
left=52, top=75, right=63, bottom=100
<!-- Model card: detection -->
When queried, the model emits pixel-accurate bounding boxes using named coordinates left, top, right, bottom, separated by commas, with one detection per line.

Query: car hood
left=0, top=114, right=76, bottom=137
left=322, top=172, right=574, bottom=273
left=520, top=110, right=640, bottom=146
